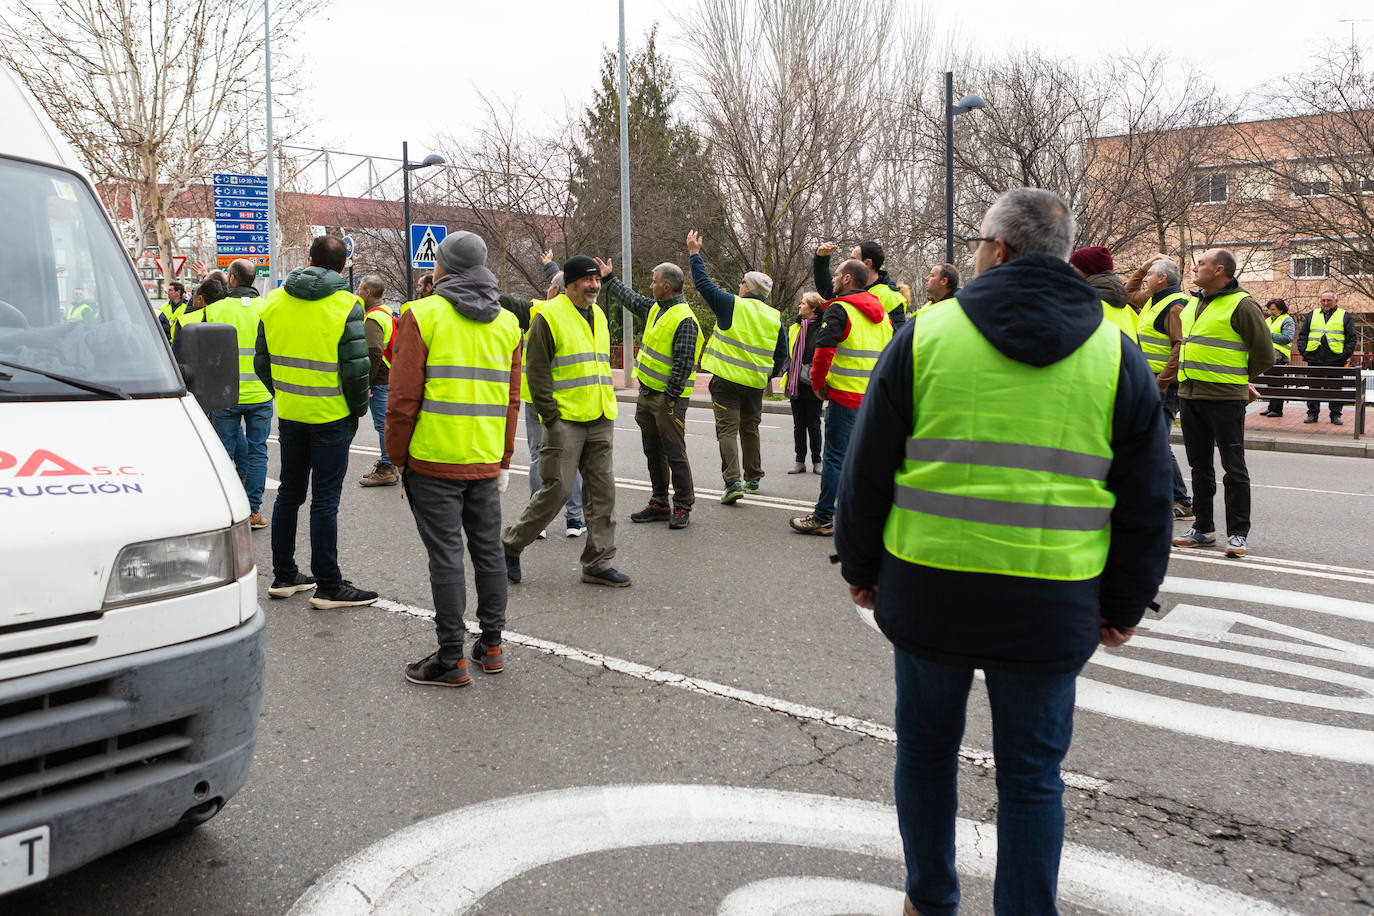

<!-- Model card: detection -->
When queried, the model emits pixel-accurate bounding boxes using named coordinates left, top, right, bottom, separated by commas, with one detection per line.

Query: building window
left=1290, top=256, right=1329, bottom=279
left=1335, top=254, right=1374, bottom=277
left=1192, top=171, right=1228, bottom=204
left=1292, top=179, right=1331, bottom=197
left=1341, top=178, right=1374, bottom=194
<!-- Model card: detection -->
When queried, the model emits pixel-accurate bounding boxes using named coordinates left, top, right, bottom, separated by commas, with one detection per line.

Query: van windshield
left=0, top=156, right=182, bottom=400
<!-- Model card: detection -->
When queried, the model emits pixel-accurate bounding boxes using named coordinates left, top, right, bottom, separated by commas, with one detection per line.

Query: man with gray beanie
left=388, top=231, right=523, bottom=686
left=502, top=254, right=630, bottom=588
left=687, top=230, right=788, bottom=504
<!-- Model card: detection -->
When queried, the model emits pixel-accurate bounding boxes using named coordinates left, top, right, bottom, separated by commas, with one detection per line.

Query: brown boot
left=359, top=461, right=399, bottom=487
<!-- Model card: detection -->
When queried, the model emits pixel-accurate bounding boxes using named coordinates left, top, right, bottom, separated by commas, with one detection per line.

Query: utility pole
left=618, top=0, right=634, bottom=389
left=264, top=0, right=276, bottom=290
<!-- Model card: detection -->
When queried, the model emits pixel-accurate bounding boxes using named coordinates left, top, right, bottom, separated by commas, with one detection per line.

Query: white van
left=0, top=65, right=263, bottom=893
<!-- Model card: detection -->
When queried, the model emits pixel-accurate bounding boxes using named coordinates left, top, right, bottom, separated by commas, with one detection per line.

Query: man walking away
left=1258, top=299, right=1294, bottom=417
left=1295, top=290, right=1355, bottom=425
left=255, top=234, right=377, bottom=608
left=1133, top=255, right=1194, bottom=519
left=1071, top=245, right=1137, bottom=344
left=598, top=256, right=701, bottom=529
left=835, top=188, right=1171, bottom=916
left=790, top=258, right=892, bottom=536
left=357, top=275, right=399, bottom=487
left=386, top=232, right=522, bottom=687
left=815, top=240, right=908, bottom=330
left=923, top=263, right=959, bottom=308
left=502, top=255, right=630, bottom=587
left=1172, top=248, right=1275, bottom=558
left=688, top=230, right=787, bottom=504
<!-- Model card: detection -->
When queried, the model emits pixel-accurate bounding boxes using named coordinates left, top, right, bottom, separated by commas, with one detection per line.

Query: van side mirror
left=178, top=322, right=239, bottom=411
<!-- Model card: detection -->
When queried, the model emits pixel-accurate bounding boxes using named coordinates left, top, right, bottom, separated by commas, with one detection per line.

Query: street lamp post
left=944, top=71, right=987, bottom=264
left=617, top=0, right=634, bottom=389
left=402, top=140, right=445, bottom=303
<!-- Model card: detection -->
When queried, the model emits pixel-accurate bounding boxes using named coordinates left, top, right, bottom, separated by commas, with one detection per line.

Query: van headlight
left=103, top=521, right=255, bottom=608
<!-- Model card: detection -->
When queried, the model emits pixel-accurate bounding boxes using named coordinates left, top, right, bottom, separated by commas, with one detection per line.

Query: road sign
left=212, top=173, right=268, bottom=187
left=410, top=224, right=445, bottom=269
left=343, top=235, right=355, bottom=268
left=213, top=172, right=271, bottom=273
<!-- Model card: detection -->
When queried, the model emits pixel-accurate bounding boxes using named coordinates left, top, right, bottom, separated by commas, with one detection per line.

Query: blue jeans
left=211, top=401, right=274, bottom=513
left=369, top=384, right=391, bottom=466
left=524, top=405, right=583, bottom=525
left=893, top=647, right=1080, bottom=916
left=1161, top=383, right=1190, bottom=506
left=271, top=415, right=357, bottom=589
left=813, top=401, right=858, bottom=523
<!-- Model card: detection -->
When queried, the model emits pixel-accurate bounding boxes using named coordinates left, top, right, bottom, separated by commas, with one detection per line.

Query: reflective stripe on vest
left=1102, top=300, right=1138, bottom=345
left=365, top=305, right=396, bottom=368
left=1137, top=292, right=1186, bottom=374
left=203, top=295, right=271, bottom=405
left=407, top=295, right=520, bottom=464
left=701, top=296, right=781, bottom=388
left=826, top=301, right=893, bottom=396
left=1178, top=291, right=1250, bottom=391
left=882, top=298, right=1119, bottom=581
left=1266, top=314, right=1291, bottom=359
left=633, top=301, right=701, bottom=397
left=1306, top=308, right=1346, bottom=355
left=259, top=287, right=357, bottom=422
left=540, top=295, right=618, bottom=422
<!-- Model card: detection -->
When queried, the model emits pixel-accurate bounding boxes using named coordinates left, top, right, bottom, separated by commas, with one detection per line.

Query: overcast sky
left=297, top=0, right=1369, bottom=160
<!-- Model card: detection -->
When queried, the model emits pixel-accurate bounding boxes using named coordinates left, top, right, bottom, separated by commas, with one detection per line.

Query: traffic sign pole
left=403, top=140, right=412, bottom=303
left=265, top=0, right=277, bottom=291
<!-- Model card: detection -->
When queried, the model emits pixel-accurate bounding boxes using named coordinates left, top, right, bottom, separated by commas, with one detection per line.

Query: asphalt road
left=11, top=403, right=1374, bottom=915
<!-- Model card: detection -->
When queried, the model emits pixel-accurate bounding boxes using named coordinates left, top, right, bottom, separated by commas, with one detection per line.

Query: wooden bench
left=1253, top=365, right=1367, bottom=438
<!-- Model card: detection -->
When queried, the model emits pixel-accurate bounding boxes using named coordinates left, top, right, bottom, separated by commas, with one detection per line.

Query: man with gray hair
left=1132, top=255, right=1193, bottom=518
left=835, top=188, right=1170, bottom=915
left=597, top=256, right=701, bottom=529
left=687, top=230, right=788, bottom=504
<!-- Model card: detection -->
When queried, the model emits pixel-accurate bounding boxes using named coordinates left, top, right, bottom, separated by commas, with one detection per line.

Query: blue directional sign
left=410, top=224, right=446, bottom=269
left=213, top=173, right=268, bottom=187
left=214, top=172, right=271, bottom=273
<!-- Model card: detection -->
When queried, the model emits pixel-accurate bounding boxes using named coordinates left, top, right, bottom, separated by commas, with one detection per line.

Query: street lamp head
left=953, top=93, right=987, bottom=116
left=405, top=153, right=446, bottom=171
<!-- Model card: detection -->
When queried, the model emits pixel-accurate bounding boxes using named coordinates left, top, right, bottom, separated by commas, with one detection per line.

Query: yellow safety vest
left=1306, top=308, right=1346, bottom=356
left=365, top=305, right=396, bottom=368
left=1266, top=314, right=1291, bottom=360
left=200, top=296, right=272, bottom=405
left=633, top=301, right=701, bottom=398
left=701, top=296, right=781, bottom=389
left=1136, top=291, right=1187, bottom=375
left=869, top=282, right=907, bottom=324
left=66, top=302, right=97, bottom=324
left=258, top=287, right=358, bottom=423
left=539, top=294, right=618, bottom=422
left=1102, top=300, right=1138, bottom=345
left=519, top=298, right=548, bottom=404
left=883, top=299, right=1119, bottom=581
left=1178, top=290, right=1250, bottom=394
left=406, top=294, right=520, bottom=464
left=826, top=300, right=893, bottom=396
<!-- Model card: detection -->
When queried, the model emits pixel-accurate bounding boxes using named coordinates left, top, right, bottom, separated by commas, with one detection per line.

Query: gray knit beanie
left=436, top=231, right=487, bottom=273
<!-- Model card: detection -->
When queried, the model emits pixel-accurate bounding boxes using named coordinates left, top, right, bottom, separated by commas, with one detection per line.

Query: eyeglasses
left=962, top=236, right=995, bottom=253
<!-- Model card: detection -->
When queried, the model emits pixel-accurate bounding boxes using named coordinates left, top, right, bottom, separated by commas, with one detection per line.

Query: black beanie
left=562, top=255, right=599, bottom=286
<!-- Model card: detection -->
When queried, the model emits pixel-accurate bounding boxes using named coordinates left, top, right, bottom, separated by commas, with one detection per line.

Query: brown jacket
left=384, top=309, right=522, bottom=479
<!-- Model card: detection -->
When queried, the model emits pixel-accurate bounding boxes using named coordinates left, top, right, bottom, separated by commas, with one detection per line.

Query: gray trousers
left=503, top=416, right=617, bottom=574
left=403, top=469, right=506, bottom=663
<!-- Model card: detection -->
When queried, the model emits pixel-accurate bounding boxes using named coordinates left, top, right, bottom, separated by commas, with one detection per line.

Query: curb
left=1169, top=427, right=1369, bottom=459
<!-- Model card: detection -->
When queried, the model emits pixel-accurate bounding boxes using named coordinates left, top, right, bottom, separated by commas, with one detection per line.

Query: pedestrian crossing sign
left=410, top=224, right=446, bottom=269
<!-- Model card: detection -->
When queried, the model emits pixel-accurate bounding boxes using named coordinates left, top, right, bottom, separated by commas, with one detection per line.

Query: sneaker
left=359, top=461, right=399, bottom=487
left=249, top=510, right=268, bottom=529
left=566, top=521, right=587, bottom=538
left=1331, top=416, right=1344, bottom=426
left=581, top=567, right=632, bottom=587
left=786, top=462, right=807, bottom=474
left=268, top=572, right=316, bottom=598
left=310, top=581, right=378, bottom=609
left=789, top=514, right=834, bottom=536
left=670, top=507, right=691, bottom=529
left=812, top=463, right=822, bottom=475
left=743, top=479, right=760, bottom=494
left=1173, top=502, right=1194, bottom=520
left=1172, top=528, right=1216, bottom=548
left=505, top=554, right=522, bottom=583
left=720, top=482, right=745, bottom=505
left=1225, top=535, right=1249, bottom=558
left=630, top=504, right=671, bottom=523
left=405, top=653, right=470, bottom=688
left=1303, top=415, right=1319, bottom=424
left=537, top=528, right=549, bottom=540
left=471, top=641, right=504, bottom=674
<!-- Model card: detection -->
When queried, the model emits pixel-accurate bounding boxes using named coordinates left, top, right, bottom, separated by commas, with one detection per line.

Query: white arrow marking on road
left=716, top=878, right=903, bottom=915
left=287, top=785, right=1289, bottom=916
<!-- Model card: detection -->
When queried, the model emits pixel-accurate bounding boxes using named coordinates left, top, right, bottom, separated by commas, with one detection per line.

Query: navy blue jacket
left=689, top=253, right=789, bottom=376
left=834, top=253, right=1172, bottom=673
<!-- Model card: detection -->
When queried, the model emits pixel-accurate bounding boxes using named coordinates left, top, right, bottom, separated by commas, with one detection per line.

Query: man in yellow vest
left=1132, top=255, right=1194, bottom=519
left=1172, top=248, right=1275, bottom=558
left=834, top=188, right=1171, bottom=916
left=501, top=255, right=630, bottom=587
left=1258, top=298, right=1294, bottom=418
left=688, top=230, right=788, bottom=504
left=815, top=239, right=909, bottom=330
left=1295, top=289, right=1355, bottom=425
left=923, top=263, right=959, bottom=308
left=158, top=281, right=188, bottom=339
left=357, top=275, right=399, bottom=487
left=385, top=231, right=523, bottom=686
left=254, top=235, right=376, bottom=608
left=598, top=256, right=701, bottom=529
left=789, top=258, right=892, bottom=536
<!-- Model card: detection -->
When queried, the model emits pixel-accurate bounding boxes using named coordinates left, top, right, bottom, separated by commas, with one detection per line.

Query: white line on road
left=1253, top=483, right=1373, bottom=498
left=1168, top=550, right=1374, bottom=585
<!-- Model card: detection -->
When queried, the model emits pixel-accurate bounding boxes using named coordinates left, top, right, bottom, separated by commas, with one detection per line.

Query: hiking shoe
left=630, top=504, right=671, bottom=523
left=789, top=514, right=834, bottom=536
left=720, top=482, right=745, bottom=505
left=405, top=653, right=470, bottom=687
left=1225, top=535, right=1249, bottom=558
left=581, top=567, right=632, bottom=587
left=1303, top=415, right=1319, bottom=424
left=359, top=461, right=398, bottom=487
left=1173, top=502, right=1194, bottom=520
left=1172, top=528, right=1216, bottom=548
left=505, top=554, right=522, bottom=583
left=812, top=463, right=822, bottom=474
left=670, top=507, right=691, bottom=529
left=310, top=581, right=378, bottom=609
left=786, top=462, right=806, bottom=474
left=1331, top=416, right=1344, bottom=426
left=743, top=479, right=760, bottom=494
left=268, top=572, right=316, bottom=598
left=249, top=510, right=268, bottom=529
left=471, top=641, right=504, bottom=674
left=566, top=521, right=587, bottom=538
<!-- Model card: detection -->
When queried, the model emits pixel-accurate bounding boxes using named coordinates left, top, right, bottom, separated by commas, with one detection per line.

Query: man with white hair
left=1132, top=255, right=1194, bottom=519
left=687, top=230, right=788, bottom=504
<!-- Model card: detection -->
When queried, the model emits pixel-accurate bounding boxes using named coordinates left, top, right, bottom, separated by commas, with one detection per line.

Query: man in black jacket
left=815, top=239, right=908, bottom=330
left=835, top=188, right=1171, bottom=916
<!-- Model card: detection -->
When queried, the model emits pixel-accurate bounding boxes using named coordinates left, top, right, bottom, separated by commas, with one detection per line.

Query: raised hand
left=686, top=230, right=703, bottom=255
left=539, top=249, right=554, bottom=265
left=816, top=241, right=838, bottom=257
left=594, top=257, right=614, bottom=278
